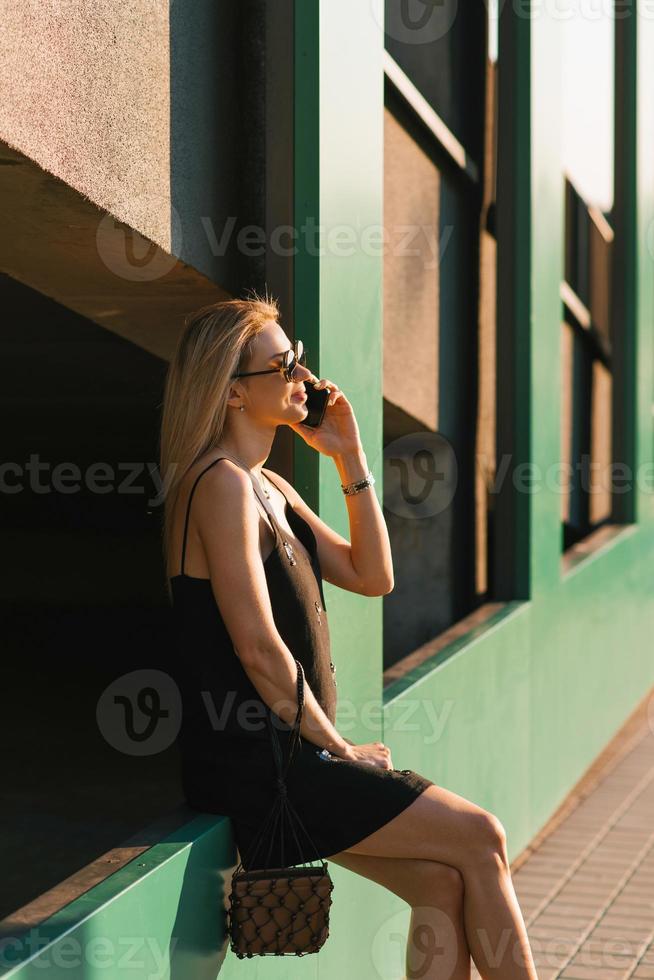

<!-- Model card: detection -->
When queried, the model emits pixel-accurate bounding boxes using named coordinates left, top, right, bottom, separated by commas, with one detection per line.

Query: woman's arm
left=262, top=445, right=394, bottom=597
left=192, top=458, right=351, bottom=755
left=333, top=445, right=394, bottom=594
left=243, top=655, right=347, bottom=754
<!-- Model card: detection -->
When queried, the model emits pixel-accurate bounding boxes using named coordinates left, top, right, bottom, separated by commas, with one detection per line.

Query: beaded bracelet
left=341, top=470, right=376, bottom=495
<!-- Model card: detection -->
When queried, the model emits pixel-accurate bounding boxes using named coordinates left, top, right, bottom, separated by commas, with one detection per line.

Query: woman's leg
left=328, top=851, right=471, bottom=979
left=329, top=784, right=538, bottom=979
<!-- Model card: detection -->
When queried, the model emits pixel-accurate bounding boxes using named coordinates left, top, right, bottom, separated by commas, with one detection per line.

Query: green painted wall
left=294, top=0, right=386, bottom=742
left=6, top=3, right=654, bottom=978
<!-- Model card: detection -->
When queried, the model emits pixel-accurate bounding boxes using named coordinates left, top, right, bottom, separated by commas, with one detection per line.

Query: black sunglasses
left=231, top=339, right=307, bottom=384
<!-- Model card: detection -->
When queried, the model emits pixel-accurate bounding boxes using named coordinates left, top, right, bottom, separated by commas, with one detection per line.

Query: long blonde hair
left=159, top=289, right=280, bottom=598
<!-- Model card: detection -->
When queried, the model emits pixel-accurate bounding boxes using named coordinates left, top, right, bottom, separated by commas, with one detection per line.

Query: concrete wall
left=0, top=1, right=171, bottom=250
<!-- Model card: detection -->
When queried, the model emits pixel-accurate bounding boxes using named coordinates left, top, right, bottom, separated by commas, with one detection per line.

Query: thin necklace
left=216, top=448, right=298, bottom=565
left=216, top=445, right=271, bottom=498
left=259, top=471, right=271, bottom=499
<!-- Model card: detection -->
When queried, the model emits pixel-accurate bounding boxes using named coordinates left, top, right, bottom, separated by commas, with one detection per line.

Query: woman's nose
left=299, top=365, right=317, bottom=383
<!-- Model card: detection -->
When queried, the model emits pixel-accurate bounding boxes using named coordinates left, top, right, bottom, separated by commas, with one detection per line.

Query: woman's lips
left=291, top=391, right=307, bottom=402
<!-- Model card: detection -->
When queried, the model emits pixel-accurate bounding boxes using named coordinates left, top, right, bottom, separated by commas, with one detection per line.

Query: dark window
left=561, top=178, right=614, bottom=547
left=382, top=4, right=494, bottom=670
left=559, top=11, right=615, bottom=552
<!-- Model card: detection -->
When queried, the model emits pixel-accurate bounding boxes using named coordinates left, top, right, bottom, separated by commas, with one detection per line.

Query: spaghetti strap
left=179, top=455, right=280, bottom=576
left=180, top=457, right=227, bottom=576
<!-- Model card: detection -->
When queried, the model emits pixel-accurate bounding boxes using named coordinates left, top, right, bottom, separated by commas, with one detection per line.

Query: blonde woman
left=160, top=292, right=539, bottom=979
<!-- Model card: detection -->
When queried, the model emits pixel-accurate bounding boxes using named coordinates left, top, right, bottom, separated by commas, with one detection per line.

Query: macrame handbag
left=226, top=658, right=335, bottom=957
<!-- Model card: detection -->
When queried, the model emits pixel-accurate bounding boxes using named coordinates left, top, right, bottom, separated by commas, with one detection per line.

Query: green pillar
left=294, top=0, right=385, bottom=732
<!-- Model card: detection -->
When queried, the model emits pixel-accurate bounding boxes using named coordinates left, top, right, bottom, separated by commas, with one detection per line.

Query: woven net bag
left=226, top=659, right=334, bottom=957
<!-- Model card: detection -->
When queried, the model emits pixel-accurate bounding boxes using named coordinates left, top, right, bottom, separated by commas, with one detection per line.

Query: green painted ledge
left=0, top=814, right=236, bottom=979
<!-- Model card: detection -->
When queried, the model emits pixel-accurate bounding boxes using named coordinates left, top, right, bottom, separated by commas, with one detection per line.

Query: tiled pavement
left=472, top=690, right=654, bottom=979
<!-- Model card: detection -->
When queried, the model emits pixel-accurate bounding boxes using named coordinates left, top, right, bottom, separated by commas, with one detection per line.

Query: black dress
left=170, top=456, right=434, bottom=869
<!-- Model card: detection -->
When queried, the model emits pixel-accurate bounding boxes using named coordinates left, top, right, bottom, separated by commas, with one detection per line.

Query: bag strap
left=214, top=451, right=325, bottom=870
left=214, top=451, right=305, bottom=778
left=236, top=658, right=325, bottom=871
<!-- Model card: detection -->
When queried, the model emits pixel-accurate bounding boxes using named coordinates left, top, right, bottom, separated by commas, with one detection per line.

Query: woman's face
left=237, top=320, right=314, bottom=422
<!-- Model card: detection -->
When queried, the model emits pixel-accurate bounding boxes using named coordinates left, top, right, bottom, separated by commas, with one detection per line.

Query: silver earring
left=240, top=405, right=245, bottom=412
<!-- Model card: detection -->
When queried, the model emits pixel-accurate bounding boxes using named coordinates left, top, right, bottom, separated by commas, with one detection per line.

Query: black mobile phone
left=300, top=380, right=330, bottom=428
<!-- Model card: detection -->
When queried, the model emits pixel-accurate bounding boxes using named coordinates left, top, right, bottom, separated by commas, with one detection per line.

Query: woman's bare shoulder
left=179, top=452, right=240, bottom=491
left=173, top=454, right=251, bottom=533
left=169, top=454, right=257, bottom=577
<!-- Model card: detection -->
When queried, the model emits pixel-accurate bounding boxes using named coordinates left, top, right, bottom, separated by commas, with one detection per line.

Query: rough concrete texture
left=0, top=141, right=229, bottom=361
left=0, top=0, right=171, bottom=251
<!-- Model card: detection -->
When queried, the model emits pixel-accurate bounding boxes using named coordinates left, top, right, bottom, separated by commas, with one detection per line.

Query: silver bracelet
left=341, top=470, right=376, bottom=495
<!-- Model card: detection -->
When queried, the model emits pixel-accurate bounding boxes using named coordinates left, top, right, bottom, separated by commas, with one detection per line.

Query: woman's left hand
left=287, top=376, right=362, bottom=457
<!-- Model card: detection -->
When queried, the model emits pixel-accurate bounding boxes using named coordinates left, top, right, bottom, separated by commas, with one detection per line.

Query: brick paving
left=472, top=690, right=654, bottom=979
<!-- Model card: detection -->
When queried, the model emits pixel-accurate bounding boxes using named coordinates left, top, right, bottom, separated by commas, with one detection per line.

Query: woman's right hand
left=337, top=741, right=393, bottom=769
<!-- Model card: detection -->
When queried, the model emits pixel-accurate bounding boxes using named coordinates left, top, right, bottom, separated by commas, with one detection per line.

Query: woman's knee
left=406, top=860, right=465, bottom=908
left=468, top=810, right=508, bottom=862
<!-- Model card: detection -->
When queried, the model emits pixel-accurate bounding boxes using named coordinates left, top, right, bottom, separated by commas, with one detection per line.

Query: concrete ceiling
left=0, top=140, right=230, bottom=362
